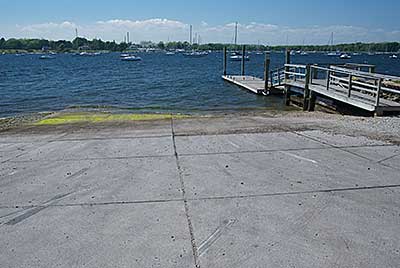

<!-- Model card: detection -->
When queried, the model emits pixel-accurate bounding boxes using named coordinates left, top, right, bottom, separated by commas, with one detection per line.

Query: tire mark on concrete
left=4, top=192, right=72, bottom=225
left=198, top=219, right=236, bottom=257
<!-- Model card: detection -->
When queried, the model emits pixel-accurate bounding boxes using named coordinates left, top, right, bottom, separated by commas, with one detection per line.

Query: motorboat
left=340, top=53, right=351, bottom=59
left=121, top=55, right=142, bottom=61
left=183, top=51, right=208, bottom=57
left=39, top=55, right=55, bottom=60
left=79, top=52, right=100, bottom=56
left=327, top=52, right=339, bottom=57
left=165, top=51, right=176, bottom=55
left=229, top=52, right=250, bottom=61
left=230, top=54, right=250, bottom=61
left=390, top=54, right=398, bottom=59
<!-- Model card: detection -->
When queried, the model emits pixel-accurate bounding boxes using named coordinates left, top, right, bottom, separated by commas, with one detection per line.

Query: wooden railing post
left=375, top=78, right=382, bottom=107
left=326, top=69, right=331, bottom=91
left=241, top=45, right=246, bottom=76
left=313, top=65, right=319, bottom=79
left=303, top=64, right=311, bottom=111
left=348, top=75, right=353, bottom=97
left=369, top=66, right=376, bottom=73
left=264, top=52, right=270, bottom=91
left=223, top=46, right=227, bottom=76
left=278, top=69, right=281, bottom=85
left=284, top=49, right=291, bottom=105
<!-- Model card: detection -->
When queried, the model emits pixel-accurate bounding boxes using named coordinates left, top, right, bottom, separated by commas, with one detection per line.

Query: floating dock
left=222, top=75, right=268, bottom=95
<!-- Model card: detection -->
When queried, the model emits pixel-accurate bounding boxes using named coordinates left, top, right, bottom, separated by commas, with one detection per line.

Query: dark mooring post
left=284, top=49, right=291, bottom=105
left=241, top=45, right=246, bottom=76
left=223, top=46, right=227, bottom=76
left=308, top=91, right=317, bottom=111
left=264, top=52, right=270, bottom=91
left=303, top=64, right=311, bottom=111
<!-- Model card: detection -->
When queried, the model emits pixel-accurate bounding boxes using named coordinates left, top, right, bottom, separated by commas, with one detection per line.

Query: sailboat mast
left=234, top=22, right=238, bottom=45
left=189, top=25, right=193, bottom=45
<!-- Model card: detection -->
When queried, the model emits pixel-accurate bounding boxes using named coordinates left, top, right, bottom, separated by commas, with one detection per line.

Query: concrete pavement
left=0, top=114, right=399, bottom=267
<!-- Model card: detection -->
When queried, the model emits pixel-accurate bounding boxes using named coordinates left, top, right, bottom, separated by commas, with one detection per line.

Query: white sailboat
left=183, top=25, right=208, bottom=58
left=229, top=22, right=250, bottom=61
left=327, top=32, right=339, bottom=57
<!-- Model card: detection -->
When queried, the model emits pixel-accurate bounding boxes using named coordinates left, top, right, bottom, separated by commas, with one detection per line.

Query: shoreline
left=1, top=109, right=399, bottom=145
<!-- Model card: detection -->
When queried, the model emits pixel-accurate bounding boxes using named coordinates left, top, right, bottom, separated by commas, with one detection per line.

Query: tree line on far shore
left=0, top=37, right=399, bottom=53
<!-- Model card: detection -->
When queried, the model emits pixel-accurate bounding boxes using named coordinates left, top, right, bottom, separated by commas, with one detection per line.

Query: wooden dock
left=222, top=47, right=400, bottom=116
left=281, top=64, right=400, bottom=115
left=222, top=75, right=269, bottom=95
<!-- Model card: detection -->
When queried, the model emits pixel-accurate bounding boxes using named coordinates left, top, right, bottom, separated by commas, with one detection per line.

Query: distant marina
left=1, top=48, right=399, bottom=117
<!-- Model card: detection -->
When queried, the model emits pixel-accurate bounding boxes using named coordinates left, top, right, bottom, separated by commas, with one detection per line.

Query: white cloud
left=1, top=19, right=399, bottom=45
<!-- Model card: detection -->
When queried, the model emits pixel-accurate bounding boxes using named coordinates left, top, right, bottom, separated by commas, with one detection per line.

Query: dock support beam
left=284, top=49, right=291, bottom=105
left=308, top=91, right=316, bottom=111
left=374, top=78, right=383, bottom=116
left=241, top=45, right=246, bottom=76
left=264, top=52, right=270, bottom=92
left=223, top=46, right=227, bottom=76
left=303, top=64, right=311, bottom=111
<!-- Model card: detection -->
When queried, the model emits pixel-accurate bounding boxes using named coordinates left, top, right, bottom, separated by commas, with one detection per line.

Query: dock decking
left=222, top=75, right=269, bottom=95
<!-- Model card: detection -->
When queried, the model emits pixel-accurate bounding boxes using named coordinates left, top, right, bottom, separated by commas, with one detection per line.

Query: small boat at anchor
left=121, top=55, right=142, bottom=61
left=229, top=52, right=250, bottom=61
left=340, top=53, right=351, bottom=59
left=183, top=51, right=208, bottom=57
left=39, top=55, right=55, bottom=60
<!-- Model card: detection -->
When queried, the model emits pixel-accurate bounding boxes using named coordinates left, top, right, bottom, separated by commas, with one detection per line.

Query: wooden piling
left=348, top=75, right=353, bottom=97
left=375, top=78, right=382, bottom=107
left=284, top=49, right=291, bottom=105
left=303, top=64, right=311, bottom=111
left=308, top=91, right=316, bottom=111
left=223, top=47, right=227, bottom=76
left=264, top=52, right=270, bottom=91
left=241, top=45, right=246, bottom=76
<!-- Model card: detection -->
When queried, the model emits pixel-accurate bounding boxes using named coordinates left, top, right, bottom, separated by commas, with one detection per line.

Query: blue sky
left=1, top=0, right=399, bottom=44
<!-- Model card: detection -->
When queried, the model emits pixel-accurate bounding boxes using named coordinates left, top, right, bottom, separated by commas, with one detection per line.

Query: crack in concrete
left=171, top=117, right=201, bottom=268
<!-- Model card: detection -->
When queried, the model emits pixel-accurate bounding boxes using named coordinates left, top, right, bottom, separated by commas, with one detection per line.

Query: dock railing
left=279, top=64, right=400, bottom=109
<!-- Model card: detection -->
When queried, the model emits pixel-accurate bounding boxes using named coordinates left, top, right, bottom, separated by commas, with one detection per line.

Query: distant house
left=41, top=46, right=50, bottom=51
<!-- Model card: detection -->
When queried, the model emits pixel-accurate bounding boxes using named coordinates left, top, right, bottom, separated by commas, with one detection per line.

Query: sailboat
left=183, top=25, right=208, bottom=58
left=229, top=22, right=250, bottom=61
left=327, top=32, right=339, bottom=57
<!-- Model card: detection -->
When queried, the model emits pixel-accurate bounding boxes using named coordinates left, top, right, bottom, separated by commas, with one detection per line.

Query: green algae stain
left=35, top=113, right=189, bottom=125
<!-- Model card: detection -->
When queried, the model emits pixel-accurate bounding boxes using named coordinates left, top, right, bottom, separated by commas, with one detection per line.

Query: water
left=0, top=52, right=399, bottom=117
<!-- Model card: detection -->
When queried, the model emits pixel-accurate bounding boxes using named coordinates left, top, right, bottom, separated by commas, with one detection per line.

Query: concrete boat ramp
left=0, top=113, right=399, bottom=267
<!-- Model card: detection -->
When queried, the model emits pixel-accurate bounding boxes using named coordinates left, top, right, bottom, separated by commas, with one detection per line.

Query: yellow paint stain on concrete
left=35, top=113, right=189, bottom=125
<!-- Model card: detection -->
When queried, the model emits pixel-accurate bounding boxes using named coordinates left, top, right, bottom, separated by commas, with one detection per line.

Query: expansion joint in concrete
left=170, top=118, right=201, bottom=268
